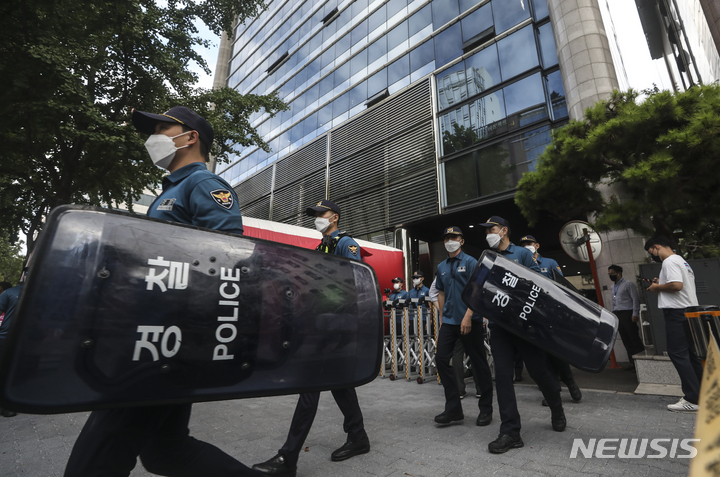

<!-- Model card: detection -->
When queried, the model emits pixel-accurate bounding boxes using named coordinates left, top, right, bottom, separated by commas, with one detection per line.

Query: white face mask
left=525, top=245, right=536, bottom=254
left=412, top=278, right=422, bottom=287
left=144, top=131, right=191, bottom=169
left=393, top=283, right=401, bottom=291
left=486, top=233, right=502, bottom=249
left=445, top=240, right=462, bottom=253
left=314, top=215, right=335, bottom=233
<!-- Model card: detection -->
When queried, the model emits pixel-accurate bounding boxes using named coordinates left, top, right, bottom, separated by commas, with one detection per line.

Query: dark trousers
left=64, top=404, right=259, bottom=477
left=279, top=389, right=367, bottom=465
left=547, top=354, right=575, bottom=387
left=663, top=308, right=704, bottom=404
left=436, top=322, right=493, bottom=415
left=514, top=351, right=524, bottom=378
left=615, top=310, right=645, bottom=359
left=490, top=324, right=562, bottom=436
left=453, top=340, right=481, bottom=395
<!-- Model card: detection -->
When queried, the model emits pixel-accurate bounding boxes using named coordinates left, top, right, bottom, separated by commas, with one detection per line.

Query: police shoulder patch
left=348, top=245, right=358, bottom=256
left=210, top=189, right=234, bottom=210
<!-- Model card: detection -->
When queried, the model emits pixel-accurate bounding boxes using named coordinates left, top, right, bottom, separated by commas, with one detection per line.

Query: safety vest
left=315, top=232, right=350, bottom=255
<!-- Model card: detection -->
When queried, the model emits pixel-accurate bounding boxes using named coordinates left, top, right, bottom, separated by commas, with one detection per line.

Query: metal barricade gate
left=415, top=300, right=440, bottom=384
left=379, top=305, right=393, bottom=378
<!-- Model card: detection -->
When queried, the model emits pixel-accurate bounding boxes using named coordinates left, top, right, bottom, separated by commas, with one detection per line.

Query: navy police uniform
left=536, top=255, right=562, bottom=279
left=434, top=227, right=493, bottom=420
left=482, top=221, right=564, bottom=439
left=274, top=201, right=368, bottom=468
left=65, top=107, right=259, bottom=477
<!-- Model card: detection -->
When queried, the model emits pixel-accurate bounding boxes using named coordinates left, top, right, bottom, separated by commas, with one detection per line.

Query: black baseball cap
left=520, top=234, right=537, bottom=243
left=479, top=216, right=510, bottom=228
left=132, top=106, right=214, bottom=150
left=392, top=277, right=404, bottom=283
left=412, top=271, right=424, bottom=278
left=306, top=199, right=341, bottom=217
left=442, top=226, right=463, bottom=238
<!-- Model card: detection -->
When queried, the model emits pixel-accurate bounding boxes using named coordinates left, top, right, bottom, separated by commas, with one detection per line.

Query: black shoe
left=331, top=437, right=370, bottom=462
left=566, top=381, right=582, bottom=402
left=0, top=410, right=16, bottom=418
left=459, top=392, right=467, bottom=399
left=514, top=375, right=523, bottom=382
left=541, top=399, right=548, bottom=407
left=488, top=434, right=524, bottom=454
left=476, top=412, right=492, bottom=426
left=551, top=410, right=567, bottom=432
left=434, top=410, right=464, bottom=424
left=252, top=454, right=297, bottom=476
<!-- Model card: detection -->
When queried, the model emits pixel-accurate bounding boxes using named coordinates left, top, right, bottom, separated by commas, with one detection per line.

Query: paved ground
left=0, top=377, right=695, bottom=476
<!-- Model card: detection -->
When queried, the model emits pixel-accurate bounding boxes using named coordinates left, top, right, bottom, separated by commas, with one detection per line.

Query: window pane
left=444, top=152, right=478, bottom=204
left=318, top=104, right=333, bottom=130
left=368, top=36, right=387, bottom=64
left=410, top=39, right=435, bottom=72
left=409, top=4, right=432, bottom=36
left=436, top=60, right=467, bottom=110
left=538, top=23, right=558, bottom=68
left=532, top=0, right=550, bottom=21
left=469, top=89, right=507, bottom=141
left=503, top=72, right=547, bottom=128
left=432, top=0, right=459, bottom=30
left=334, top=61, right=350, bottom=87
left=305, top=83, right=320, bottom=105
left=352, top=0, right=369, bottom=17
left=497, top=26, right=539, bottom=81
left=433, top=23, right=462, bottom=68
left=319, top=74, right=334, bottom=97
left=368, top=68, right=388, bottom=96
left=388, top=0, right=407, bottom=18
left=306, top=57, right=321, bottom=79
left=439, top=104, right=471, bottom=155
left=461, top=4, right=493, bottom=43
left=465, top=44, right=501, bottom=96
left=293, top=92, right=306, bottom=112
left=309, top=32, right=323, bottom=52
left=352, top=19, right=369, bottom=45
left=511, top=125, right=551, bottom=174
left=335, top=6, right=352, bottom=31
left=369, top=4, right=386, bottom=32
left=388, top=20, right=409, bottom=51
left=336, top=32, right=352, bottom=57
left=322, top=45, right=335, bottom=68
left=350, top=80, right=368, bottom=108
left=546, top=70, right=567, bottom=119
left=294, top=63, right=308, bottom=86
left=351, top=49, right=368, bottom=75
left=491, top=0, right=531, bottom=34
left=388, top=54, right=410, bottom=85
left=459, top=0, right=480, bottom=14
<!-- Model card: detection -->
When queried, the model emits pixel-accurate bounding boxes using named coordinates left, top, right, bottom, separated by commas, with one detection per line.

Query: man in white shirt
left=644, top=236, right=703, bottom=412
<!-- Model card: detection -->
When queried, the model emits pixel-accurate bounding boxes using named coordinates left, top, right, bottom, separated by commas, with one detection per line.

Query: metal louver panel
left=272, top=170, right=327, bottom=222
left=240, top=196, right=271, bottom=220
left=330, top=79, right=432, bottom=163
left=234, top=167, right=273, bottom=207
left=274, top=137, right=327, bottom=190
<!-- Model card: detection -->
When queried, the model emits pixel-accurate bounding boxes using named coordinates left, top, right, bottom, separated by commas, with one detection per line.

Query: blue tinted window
left=437, top=60, right=467, bottom=110
left=491, top=0, right=531, bottom=34
left=335, top=6, right=353, bottom=31
left=461, top=4, right=493, bottom=43
left=290, top=124, right=303, bottom=143
left=538, top=23, right=558, bottom=68
left=306, top=57, right=321, bottom=78
left=470, top=89, right=507, bottom=141
left=532, top=0, right=549, bottom=21
left=459, top=0, right=480, bottom=13
left=546, top=70, right=567, bottom=119
left=351, top=49, right=368, bottom=75
left=410, top=40, right=435, bottom=71
left=388, top=54, right=410, bottom=85
left=293, top=92, right=306, bottom=112
left=319, top=74, right=334, bottom=95
left=409, top=4, right=432, bottom=36
left=352, top=19, right=368, bottom=45
left=369, top=4, right=386, bottom=32
left=388, top=20, right=408, bottom=51
left=497, top=26, right=539, bottom=81
left=434, top=23, right=462, bottom=68
left=309, top=32, right=322, bottom=52
left=465, top=44, right=501, bottom=96
left=336, top=32, right=352, bottom=57
left=334, top=91, right=350, bottom=116
left=322, top=45, right=335, bottom=68
left=334, top=61, right=350, bottom=87
left=503, top=72, right=546, bottom=117
left=388, top=0, right=407, bottom=18
left=368, top=68, right=388, bottom=96
left=432, top=0, right=459, bottom=30
left=350, top=80, right=367, bottom=108
left=294, top=64, right=308, bottom=87
left=368, top=36, right=387, bottom=64
left=305, top=83, right=320, bottom=104
left=318, top=104, right=333, bottom=129
left=352, top=0, right=369, bottom=17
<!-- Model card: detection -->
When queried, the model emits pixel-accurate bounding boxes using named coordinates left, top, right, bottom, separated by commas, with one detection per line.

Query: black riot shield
left=461, top=251, right=618, bottom=372
left=0, top=206, right=382, bottom=414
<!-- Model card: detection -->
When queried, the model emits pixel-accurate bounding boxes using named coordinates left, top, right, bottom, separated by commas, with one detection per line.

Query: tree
left=515, top=85, right=720, bottom=257
left=0, top=0, right=286, bottom=253
left=0, top=233, right=25, bottom=285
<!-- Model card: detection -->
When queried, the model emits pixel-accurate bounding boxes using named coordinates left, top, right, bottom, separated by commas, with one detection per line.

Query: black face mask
left=649, top=248, right=662, bottom=263
left=609, top=274, right=618, bottom=282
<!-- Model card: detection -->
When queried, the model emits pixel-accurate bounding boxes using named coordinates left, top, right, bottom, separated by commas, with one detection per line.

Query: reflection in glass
left=436, top=60, right=467, bottom=110
left=491, top=0, right=531, bottom=34
left=350, top=80, right=368, bottom=108
left=439, top=104, right=471, bottom=155
left=369, top=4, right=387, bottom=32
left=368, top=36, right=388, bottom=65
left=497, top=26, right=539, bottom=81
left=511, top=125, right=551, bottom=174
left=368, top=68, right=388, bottom=96
left=388, top=0, right=407, bottom=18
left=461, top=4, right=493, bottom=43
left=432, top=0, right=459, bottom=30
left=468, top=90, right=508, bottom=142
left=503, top=72, right=547, bottom=129
left=352, top=19, right=369, bottom=45
left=388, top=20, right=409, bottom=52
left=433, top=23, right=462, bottom=68
left=459, top=0, right=480, bottom=13
left=444, top=140, right=512, bottom=205
left=318, top=104, right=333, bottom=132
left=410, top=40, right=435, bottom=73
left=388, top=54, right=410, bottom=85
left=465, top=44, right=501, bottom=96
left=538, top=23, right=558, bottom=68
left=546, top=70, right=567, bottom=119
left=532, top=0, right=550, bottom=21
left=409, top=4, right=432, bottom=36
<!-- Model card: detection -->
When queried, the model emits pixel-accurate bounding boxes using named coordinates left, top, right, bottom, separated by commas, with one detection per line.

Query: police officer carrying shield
left=253, top=200, right=369, bottom=477
left=519, top=234, right=582, bottom=405
left=433, top=226, right=494, bottom=427
left=480, top=217, right=566, bottom=454
left=64, top=106, right=260, bottom=476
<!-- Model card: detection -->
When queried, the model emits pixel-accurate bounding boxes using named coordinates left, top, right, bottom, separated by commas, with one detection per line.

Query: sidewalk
left=0, top=376, right=695, bottom=476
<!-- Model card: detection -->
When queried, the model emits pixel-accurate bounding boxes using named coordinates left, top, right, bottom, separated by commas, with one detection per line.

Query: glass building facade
left=220, top=0, right=568, bottom=241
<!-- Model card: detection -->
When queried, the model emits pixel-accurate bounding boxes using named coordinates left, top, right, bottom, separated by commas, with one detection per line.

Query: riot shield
left=0, top=206, right=382, bottom=414
left=461, top=251, right=617, bottom=372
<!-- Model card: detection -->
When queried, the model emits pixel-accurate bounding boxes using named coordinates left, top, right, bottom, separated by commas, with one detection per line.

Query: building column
left=547, top=0, right=619, bottom=121
left=699, top=0, right=720, bottom=60
left=207, top=30, right=233, bottom=173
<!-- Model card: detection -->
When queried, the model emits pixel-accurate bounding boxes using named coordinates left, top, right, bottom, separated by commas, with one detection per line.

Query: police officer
left=519, top=234, right=582, bottom=405
left=407, top=271, right=429, bottom=337
left=388, top=277, right=409, bottom=303
left=480, top=217, right=565, bottom=454
left=65, top=106, right=260, bottom=476
left=253, top=199, right=369, bottom=477
left=433, top=227, right=493, bottom=427
left=0, top=280, right=22, bottom=418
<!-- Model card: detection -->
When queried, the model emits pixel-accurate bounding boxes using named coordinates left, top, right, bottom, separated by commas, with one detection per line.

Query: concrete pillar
left=213, top=30, right=232, bottom=90
left=547, top=0, right=619, bottom=121
left=699, top=0, right=720, bottom=61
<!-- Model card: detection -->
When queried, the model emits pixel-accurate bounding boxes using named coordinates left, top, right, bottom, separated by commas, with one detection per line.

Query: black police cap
left=479, top=216, right=510, bottom=228
left=132, top=106, right=214, bottom=150
left=306, top=199, right=341, bottom=217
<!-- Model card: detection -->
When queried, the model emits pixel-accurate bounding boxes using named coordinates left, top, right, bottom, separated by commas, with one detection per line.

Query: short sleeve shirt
left=331, top=230, right=361, bottom=261
left=148, top=162, right=244, bottom=234
left=499, top=243, right=541, bottom=273
left=536, top=255, right=562, bottom=279
left=435, top=251, right=479, bottom=324
left=658, top=254, right=698, bottom=309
